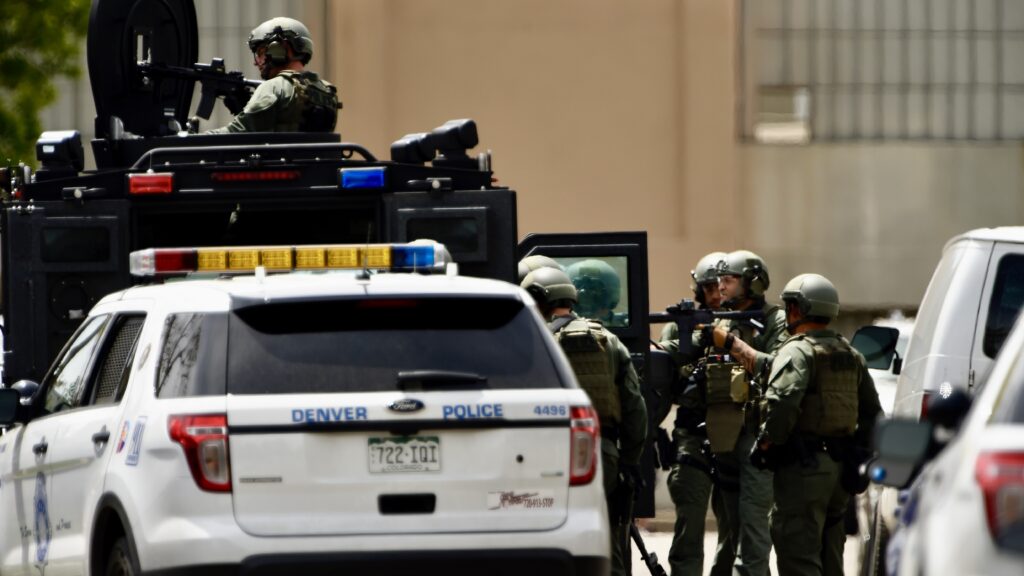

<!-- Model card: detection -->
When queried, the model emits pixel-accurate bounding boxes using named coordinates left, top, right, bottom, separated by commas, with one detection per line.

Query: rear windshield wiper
left=396, top=370, right=489, bottom=391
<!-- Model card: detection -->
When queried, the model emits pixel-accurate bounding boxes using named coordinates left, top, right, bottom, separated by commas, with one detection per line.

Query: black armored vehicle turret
left=0, top=0, right=519, bottom=386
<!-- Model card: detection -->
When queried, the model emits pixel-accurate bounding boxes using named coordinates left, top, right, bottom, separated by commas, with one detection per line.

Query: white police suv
left=0, top=242, right=609, bottom=575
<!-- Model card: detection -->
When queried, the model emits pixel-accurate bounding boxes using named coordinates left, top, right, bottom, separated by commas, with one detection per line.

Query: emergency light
left=129, top=241, right=449, bottom=277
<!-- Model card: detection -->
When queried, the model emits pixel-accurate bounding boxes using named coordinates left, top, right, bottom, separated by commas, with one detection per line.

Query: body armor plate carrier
left=795, top=334, right=860, bottom=437
left=279, top=71, right=341, bottom=132
left=553, top=318, right=621, bottom=424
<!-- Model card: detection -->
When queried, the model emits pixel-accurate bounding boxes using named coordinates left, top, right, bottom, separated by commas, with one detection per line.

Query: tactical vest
left=553, top=318, right=621, bottom=424
left=277, top=71, right=341, bottom=132
left=794, top=334, right=860, bottom=437
left=703, top=355, right=748, bottom=452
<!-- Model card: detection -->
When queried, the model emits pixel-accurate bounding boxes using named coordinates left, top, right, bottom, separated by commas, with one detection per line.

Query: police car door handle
left=92, top=427, right=110, bottom=445
left=32, top=439, right=48, bottom=455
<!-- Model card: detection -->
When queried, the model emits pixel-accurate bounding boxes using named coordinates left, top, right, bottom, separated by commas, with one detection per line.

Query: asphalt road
left=631, top=527, right=862, bottom=576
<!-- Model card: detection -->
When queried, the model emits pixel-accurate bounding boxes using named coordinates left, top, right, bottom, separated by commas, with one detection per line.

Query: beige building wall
left=38, top=0, right=1024, bottom=316
left=327, top=0, right=738, bottom=314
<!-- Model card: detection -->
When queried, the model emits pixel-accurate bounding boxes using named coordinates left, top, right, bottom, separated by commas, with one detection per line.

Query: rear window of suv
left=225, top=297, right=565, bottom=394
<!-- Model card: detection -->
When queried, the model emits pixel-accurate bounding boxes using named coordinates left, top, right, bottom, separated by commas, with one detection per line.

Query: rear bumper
left=146, top=549, right=609, bottom=576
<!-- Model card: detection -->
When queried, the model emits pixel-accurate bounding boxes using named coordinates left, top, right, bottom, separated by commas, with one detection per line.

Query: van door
left=970, top=243, right=1024, bottom=392
left=516, top=232, right=661, bottom=517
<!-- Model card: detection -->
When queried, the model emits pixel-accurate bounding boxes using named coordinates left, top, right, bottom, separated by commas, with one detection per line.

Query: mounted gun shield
left=89, top=0, right=199, bottom=140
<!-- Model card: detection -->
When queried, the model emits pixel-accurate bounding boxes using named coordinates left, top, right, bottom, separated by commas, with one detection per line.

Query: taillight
left=975, top=451, right=1024, bottom=548
left=127, top=172, right=174, bottom=194
left=569, top=405, right=599, bottom=486
left=168, top=414, right=231, bottom=492
left=919, top=391, right=933, bottom=421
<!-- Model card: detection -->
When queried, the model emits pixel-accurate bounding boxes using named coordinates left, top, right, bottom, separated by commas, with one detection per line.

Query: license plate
left=368, top=436, right=441, bottom=473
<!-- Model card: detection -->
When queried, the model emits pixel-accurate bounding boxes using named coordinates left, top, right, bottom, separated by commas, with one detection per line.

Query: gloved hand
left=619, top=463, right=643, bottom=489
left=712, top=326, right=734, bottom=350
left=748, top=439, right=772, bottom=471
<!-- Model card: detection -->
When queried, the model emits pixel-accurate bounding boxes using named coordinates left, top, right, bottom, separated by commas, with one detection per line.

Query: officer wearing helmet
left=517, top=254, right=564, bottom=284
left=566, top=259, right=628, bottom=327
left=743, top=274, right=881, bottom=576
left=209, top=17, right=341, bottom=133
left=697, top=249, right=787, bottom=576
left=520, top=264, right=646, bottom=576
left=656, top=251, right=739, bottom=576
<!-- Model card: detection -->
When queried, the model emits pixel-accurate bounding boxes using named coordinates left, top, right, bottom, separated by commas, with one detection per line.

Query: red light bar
left=128, top=172, right=174, bottom=194
left=210, top=170, right=301, bottom=183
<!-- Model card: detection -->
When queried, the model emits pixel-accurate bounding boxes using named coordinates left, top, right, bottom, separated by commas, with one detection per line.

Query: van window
left=983, top=254, right=1024, bottom=358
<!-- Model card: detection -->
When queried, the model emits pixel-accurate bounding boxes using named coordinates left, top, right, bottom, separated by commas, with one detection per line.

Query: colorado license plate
left=368, top=435, right=441, bottom=473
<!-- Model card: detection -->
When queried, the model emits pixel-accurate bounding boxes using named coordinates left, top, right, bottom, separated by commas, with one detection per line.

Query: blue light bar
left=391, top=245, right=438, bottom=270
left=340, top=167, right=386, bottom=189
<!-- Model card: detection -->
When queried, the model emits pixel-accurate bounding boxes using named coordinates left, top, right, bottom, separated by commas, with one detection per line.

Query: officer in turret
left=209, top=17, right=340, bottom=133
left=520, top=265, right=647, bottom=576
left=745, top=274, right=881, bottom=576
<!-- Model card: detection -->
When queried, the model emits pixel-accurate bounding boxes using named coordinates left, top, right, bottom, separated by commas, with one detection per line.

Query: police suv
left=0, top=242, right=610, bottom=575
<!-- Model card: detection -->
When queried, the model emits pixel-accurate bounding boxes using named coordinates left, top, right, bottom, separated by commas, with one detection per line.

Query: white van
left=861, top=226, right=1024, bottom=576
left=894, top=227, right=1024, bottom=420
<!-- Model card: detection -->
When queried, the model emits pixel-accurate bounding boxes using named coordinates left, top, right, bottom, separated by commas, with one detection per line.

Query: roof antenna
left=356, top=223, right=372, bottom=280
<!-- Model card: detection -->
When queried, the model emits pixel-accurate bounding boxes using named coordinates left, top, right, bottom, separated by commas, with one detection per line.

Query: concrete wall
left=740, top=143, right=1024, bottom=310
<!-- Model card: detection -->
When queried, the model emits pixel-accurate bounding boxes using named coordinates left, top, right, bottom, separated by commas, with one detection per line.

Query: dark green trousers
left=666, top=456, right=734, bottom=576
left=770, top=454, right=848, bottom=576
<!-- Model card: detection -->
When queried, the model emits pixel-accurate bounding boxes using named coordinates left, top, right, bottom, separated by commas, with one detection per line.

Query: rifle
left=138, top=59, right=262, bottom=120
left=649, top=299, right=766, bottom=357
left=630, top=523, right=669, bottom=576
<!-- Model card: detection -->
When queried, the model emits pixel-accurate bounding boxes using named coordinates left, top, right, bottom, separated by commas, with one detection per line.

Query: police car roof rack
left=130, top=142, right=377, bottom=170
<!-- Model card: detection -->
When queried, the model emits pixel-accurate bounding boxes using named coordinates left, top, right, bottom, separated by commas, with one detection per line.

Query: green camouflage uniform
left=208, top=70, right=339, bottom=133
left=712, top=302, right=787, bottom=576
left=761, top=329, right=881, bottom=576
left=552, top=312, right=647, bottom=576
left=660, top=321, right=736, bottom=576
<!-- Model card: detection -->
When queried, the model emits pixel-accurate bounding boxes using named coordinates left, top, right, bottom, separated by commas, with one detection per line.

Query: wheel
left=105, top=536, right=138, bottom=576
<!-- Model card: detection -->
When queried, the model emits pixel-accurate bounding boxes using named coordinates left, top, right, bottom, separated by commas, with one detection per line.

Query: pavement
left=632, top=515, right=862, bottom=575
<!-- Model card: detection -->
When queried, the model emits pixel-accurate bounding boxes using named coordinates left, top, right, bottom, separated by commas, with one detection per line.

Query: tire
left=105, top=536, right=139, bottom=576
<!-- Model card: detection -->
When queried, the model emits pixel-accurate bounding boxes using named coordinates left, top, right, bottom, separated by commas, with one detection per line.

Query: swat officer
left=520, top=266, right=647, bottom=576
left=209, top=17, right=341, bottom=133
left=657, top=251, right=737, bottom=576
left=567, top=259, right=629, bottom=327
left=700, top=250, right=787, bottom=576
left=517, top=254, right=564, bottom=282
left=746, top=274, right=881, bottom=576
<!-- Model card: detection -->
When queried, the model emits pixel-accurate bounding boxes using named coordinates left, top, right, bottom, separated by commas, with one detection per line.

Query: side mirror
left=10, top=379, right=40, bottom=404
left=0, top=388, right=20, bottom=426
left=868, top=418, right=933, bottom=489
left=851, top=326, right=900, bottom=370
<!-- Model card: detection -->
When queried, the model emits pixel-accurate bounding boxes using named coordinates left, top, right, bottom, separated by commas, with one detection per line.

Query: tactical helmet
left=691, top=251, right=726, bottom=291
left=521, top=267, right=578, bottom=308
left=566, top=259, right=621, bottom=317
left=717, top=250, right=770, bottom=298
left=248, top=17, right=314, bottom=67
left=780, top=273, right=840, bottom=320
left=517, top=255, right=564, bottom=284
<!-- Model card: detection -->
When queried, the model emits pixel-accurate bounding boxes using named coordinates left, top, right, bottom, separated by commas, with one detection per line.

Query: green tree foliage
left=0, top=0, right=91, bottom=166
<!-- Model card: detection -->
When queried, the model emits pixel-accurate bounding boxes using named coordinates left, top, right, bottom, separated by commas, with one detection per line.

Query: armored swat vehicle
left=0, top=0, right=653, bottom=391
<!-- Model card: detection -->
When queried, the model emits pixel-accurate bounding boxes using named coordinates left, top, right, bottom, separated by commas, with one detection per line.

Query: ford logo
left=388, top=399, right=425, bottom=413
